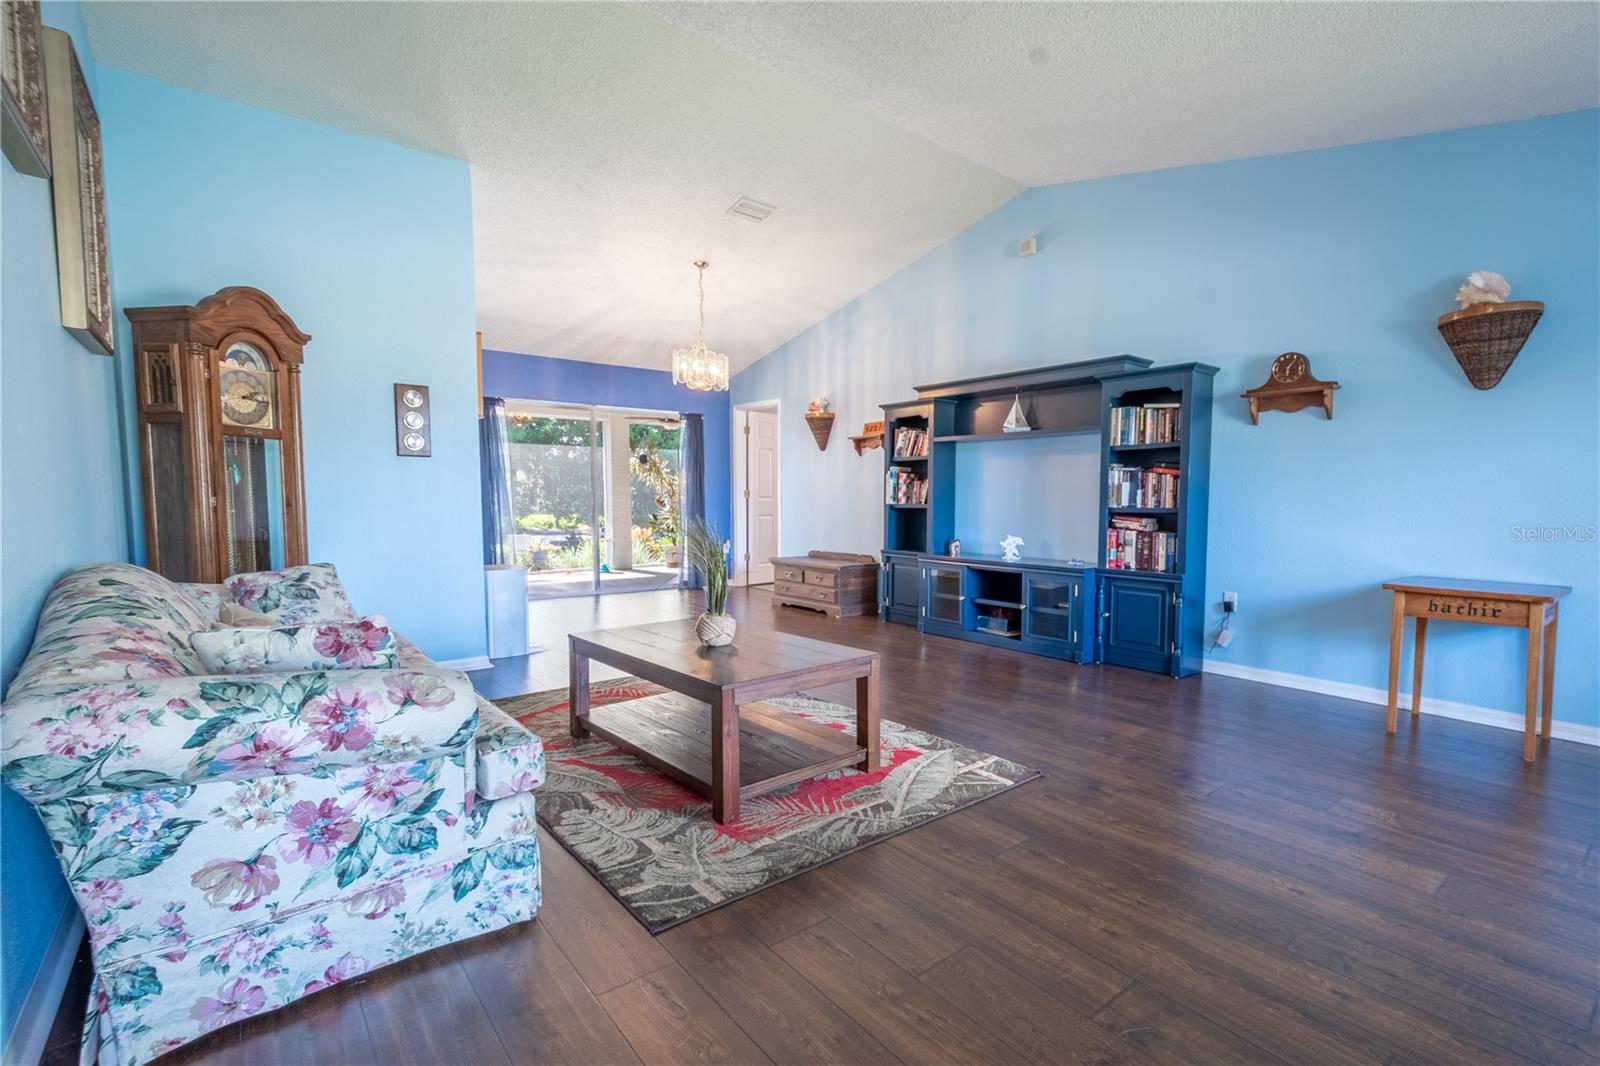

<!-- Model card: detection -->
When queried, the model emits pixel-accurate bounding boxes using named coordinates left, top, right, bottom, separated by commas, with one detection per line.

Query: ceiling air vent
left=727, top=197, right=775, bottom=222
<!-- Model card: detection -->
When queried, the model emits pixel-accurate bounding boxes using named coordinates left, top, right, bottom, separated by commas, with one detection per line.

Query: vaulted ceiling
left=84, top=2, right=1599, bottom=373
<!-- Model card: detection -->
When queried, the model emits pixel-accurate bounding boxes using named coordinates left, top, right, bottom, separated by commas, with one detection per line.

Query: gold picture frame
left=1, top=0, right=49, bottom=176
left=42, top=26, right=111, bottom=355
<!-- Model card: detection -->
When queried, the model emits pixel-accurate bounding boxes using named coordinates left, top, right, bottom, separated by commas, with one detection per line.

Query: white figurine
left=1000, top=535, right=1024, bottom=562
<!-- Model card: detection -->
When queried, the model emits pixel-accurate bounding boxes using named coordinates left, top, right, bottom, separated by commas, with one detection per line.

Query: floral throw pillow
left=224, top=562, right=356, bottom=625
left=190, top=617, right=398, bottom=674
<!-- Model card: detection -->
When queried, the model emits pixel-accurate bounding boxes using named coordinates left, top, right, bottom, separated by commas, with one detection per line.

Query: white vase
left=695, top=612, right=737, bottom=647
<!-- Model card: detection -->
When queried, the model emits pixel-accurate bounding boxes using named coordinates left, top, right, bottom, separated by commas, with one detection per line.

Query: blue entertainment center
left=878, top=356, right=1216, bottom=677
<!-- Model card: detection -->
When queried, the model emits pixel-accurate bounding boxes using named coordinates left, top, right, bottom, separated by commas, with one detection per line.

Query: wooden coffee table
left=568, top=619, right=881, bottom=823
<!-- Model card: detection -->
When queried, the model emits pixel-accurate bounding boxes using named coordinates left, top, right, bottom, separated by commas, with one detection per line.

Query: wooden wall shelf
left=1240, top=353, right=1339, bottom=424
left=849, top=419, right=886, bottom=455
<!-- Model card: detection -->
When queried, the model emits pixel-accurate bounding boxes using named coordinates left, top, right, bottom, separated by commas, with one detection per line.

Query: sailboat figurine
left=1001, top=392, right=1031, bottom=433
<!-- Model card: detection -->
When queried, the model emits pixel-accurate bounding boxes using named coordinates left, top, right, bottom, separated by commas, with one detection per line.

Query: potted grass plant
left=686, top=518, right=736, bottom=647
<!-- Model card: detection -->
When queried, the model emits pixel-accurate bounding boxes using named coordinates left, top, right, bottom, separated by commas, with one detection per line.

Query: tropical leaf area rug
left=498, top=679, right=1041, bottom=932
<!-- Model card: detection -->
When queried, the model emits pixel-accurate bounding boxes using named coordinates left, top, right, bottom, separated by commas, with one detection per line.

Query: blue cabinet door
left=1021, top=571, right=1080, bottom=658
left=884, top=554, right=922, bottom=625
left=1100, top=575, right=1174, bottom=673
left=922, top=564, right=967, bottom=636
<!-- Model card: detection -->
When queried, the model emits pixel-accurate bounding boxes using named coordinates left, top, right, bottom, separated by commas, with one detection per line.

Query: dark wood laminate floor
left=44, top=587, right=1600, bottom=1066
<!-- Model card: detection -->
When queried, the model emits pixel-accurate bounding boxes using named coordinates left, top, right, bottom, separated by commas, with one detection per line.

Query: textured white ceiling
left=83, top=2, right=1598, bottom=372
left=81, top=1, right=1021, bottom=372
left=652, top=2, right=1600, bottom=187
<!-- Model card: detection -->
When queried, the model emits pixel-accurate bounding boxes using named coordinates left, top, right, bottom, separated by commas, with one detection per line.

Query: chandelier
left=671, top=260, right=730, bottom=392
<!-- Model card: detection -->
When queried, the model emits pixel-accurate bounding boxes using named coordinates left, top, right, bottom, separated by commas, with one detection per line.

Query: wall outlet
left=1222, top=591, right=1238, bottom=612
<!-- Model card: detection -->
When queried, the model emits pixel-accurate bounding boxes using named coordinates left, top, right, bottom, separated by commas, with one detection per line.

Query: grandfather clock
left=127, top=287, right=310, bottom=582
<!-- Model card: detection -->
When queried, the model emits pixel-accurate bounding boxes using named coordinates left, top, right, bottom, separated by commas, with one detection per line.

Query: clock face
left=220, top=368, right=273, bottom=427
left=402, top=431, right=427, bottom=452
left=1271, top=352, right=1308, bottom=384
left=401, top=388, right=425, bottom=408
left=220, top=342, right=275, bottom=428
left=402, top=410, right=426, bottom=429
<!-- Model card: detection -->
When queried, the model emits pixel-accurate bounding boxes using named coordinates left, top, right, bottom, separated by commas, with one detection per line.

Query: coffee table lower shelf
left=583, top=691, right=868, bottom=801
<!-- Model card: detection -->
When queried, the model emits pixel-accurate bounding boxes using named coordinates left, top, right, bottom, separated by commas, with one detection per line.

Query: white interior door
left=742, top=407, right=779, bottom=585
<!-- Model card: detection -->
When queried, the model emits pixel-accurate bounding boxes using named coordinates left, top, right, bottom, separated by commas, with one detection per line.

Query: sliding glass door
left=503, top=400, right=683, bottom=598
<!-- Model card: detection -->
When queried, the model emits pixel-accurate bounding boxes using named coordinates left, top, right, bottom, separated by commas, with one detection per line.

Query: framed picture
left=42, top=26, right=111, bottom=355
left=1, top=0, right=49, bottom=176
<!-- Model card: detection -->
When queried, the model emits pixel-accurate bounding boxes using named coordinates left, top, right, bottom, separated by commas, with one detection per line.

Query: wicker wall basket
left=1436, top=300, right=1544, bottom=390
left=805, top=411, right=835, bottom=450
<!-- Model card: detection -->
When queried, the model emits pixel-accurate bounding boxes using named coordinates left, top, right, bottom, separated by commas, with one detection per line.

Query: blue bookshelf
left=1096, top=364, right=1216, bottom=676
left=877, top=357, right=1216, bottom=676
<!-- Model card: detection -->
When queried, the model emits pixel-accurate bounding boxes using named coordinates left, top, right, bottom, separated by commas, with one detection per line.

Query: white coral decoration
left=1000, top=535, right=1024, bottom=562
left=1455, top=271, right=1511, bottom=309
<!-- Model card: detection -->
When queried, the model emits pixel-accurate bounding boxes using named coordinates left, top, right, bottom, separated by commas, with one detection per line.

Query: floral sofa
left=1, top=563, right=544, bottom=1065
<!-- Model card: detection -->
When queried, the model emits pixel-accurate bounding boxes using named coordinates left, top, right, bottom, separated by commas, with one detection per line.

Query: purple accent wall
left=481, top=349, right=733, bottom=538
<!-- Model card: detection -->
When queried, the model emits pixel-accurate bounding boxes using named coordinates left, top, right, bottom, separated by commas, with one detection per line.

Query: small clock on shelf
left=1241, top=352, right=1340, bottom=424
left=394, top=384, right=432, bottom=456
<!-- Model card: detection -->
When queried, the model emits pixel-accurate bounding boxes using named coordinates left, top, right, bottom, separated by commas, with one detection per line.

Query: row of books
left=892, top=427, right=930, bottom=458
left=1109, top=402, right=1181, bottom=446
left=1106, top=518, right=1177, bottom=573
left=1107, top=463, right=1180, bottom=509
left=885, top=467, right=929, bottom=505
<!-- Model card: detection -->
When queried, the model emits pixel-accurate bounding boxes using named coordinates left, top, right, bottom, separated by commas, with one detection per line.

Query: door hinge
left=743, top=489, right=750, bottom=499
left=743, top=424, right=750, bottom=435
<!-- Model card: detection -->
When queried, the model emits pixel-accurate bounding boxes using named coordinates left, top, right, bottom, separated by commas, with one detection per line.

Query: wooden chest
left=771, top=552, right=879, bottom=618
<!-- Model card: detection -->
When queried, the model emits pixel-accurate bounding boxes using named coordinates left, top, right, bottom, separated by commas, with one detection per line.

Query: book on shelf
left=892, top=427, right=930, bottom=458
left=885, top=466, right=929, bottom=505
left=1106, top=463, right=1180, bottom=509
left=1105, top=526, right=1178, bottom=573
left=1109, top=402, right=1181, bottom=446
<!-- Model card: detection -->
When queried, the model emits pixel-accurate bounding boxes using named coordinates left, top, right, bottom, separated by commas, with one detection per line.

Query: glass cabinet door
left=1024, top=574, right=1076, bottom=643
left=221, top=435, right=287, bottom=574
left=926, top=565, right=965, bottom=624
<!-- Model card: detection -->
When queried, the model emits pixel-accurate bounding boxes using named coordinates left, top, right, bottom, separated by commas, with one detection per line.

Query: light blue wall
left=734, top=111, right=1600, bottom=729
left=951, top=434, right=1101, bottom=562
left=482, top=349, right=733, bottom=537
left=0, top=2, right=117, bottom=1042
left=99, top=68, right=487, bottom=661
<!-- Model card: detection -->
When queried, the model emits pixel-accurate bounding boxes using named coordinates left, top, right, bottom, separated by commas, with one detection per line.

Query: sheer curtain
left=680, top=412, right=705, bottom=589
left=480, top=397, right=515, bottom=565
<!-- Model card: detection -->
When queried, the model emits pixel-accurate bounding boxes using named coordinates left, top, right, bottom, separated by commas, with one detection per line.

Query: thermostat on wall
left=1018, top=236, right=1038, bottom=256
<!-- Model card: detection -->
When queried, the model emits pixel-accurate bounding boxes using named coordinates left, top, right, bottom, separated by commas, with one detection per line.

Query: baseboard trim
left=438, top=655, right=494, bottom=672
left=2, top=903, right=83, bottom=1066
left=1201, top=660, right=1600, bottom=747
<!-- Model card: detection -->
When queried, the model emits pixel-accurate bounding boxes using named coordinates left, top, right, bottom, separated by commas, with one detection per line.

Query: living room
left=2, top=3, right=1596, bottom=1065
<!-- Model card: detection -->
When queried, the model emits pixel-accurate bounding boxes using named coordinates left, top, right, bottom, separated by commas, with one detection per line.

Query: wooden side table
left=1382, top=577, right=1571, bottom=762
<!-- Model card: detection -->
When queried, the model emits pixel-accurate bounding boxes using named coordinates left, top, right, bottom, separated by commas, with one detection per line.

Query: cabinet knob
left=1102, top=611, right=1110, bottom=619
